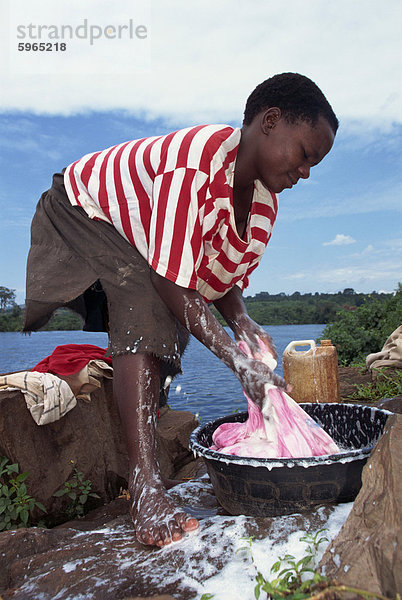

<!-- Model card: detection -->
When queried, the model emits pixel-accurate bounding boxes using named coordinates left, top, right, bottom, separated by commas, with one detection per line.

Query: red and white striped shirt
left=64, top=124, right=278, bottom=302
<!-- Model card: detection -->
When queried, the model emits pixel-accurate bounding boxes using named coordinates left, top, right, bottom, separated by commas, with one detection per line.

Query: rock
left=377, top=395, right=402, bottom=414
left=0, top=476, right=351, bottom=600
left=319, top=413, right=402, bottom=597
left=0, top=380, right=200, bottom=521
left=338, top=366, right=372, bottom=400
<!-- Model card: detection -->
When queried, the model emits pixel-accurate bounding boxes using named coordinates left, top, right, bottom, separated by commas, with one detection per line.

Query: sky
left=0, top=0, right=401, bottom=304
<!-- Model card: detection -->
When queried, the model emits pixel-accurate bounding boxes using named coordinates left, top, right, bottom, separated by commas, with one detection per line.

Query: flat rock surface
left=0, top=476, right=352, bottom=600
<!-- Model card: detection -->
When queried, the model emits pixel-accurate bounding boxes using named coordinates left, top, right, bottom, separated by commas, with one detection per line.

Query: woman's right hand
left=235, top=353, right=289, bottom=407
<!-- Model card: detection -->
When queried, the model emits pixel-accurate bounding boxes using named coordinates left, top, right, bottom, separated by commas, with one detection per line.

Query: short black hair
left=243, top=72, right=339, bottom=133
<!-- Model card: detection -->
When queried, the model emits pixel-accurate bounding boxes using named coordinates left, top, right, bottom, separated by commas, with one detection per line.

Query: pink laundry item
left=211, top=339, right=340, bottom=458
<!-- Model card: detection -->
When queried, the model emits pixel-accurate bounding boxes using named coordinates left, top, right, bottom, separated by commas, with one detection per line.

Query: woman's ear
left=261, top=107, right=282, bottom=134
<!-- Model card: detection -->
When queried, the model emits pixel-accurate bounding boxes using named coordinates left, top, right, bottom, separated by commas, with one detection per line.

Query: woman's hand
left=232, top=313, right=277, bottom=360
left=213, top=286, right=276, bottom=359
left=213, top=286, right=291, bottom=401
left=234, top=352, right=287, bottom=406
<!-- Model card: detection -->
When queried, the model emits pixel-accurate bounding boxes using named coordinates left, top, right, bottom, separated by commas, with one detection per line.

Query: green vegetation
left=350, top=368, right=402, bottom=402
left=319, top=283, right=402, bottom=365
left=0, top=304, right=24, bottom=332
left=0, top=286, right=16, bottom=313
left=44, top=308, right=83, bottom=331
left=0, top=304, right=83, bottom=332
left=53, top=462, right=100, bottom=519
left=234, top=529, right=328, bottom=600
left=243, top=288, right=392, bottom=325
left=0, top=456, right=100, bottom=530
left=211, top=529, right=397, bottom=600
left=213, top=288, right=394, bottom=327
left=0, top=456, right=46, bottom=530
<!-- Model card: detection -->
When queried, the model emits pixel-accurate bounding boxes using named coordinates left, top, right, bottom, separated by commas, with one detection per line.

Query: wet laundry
left=211, top=339, right=340, bottom=458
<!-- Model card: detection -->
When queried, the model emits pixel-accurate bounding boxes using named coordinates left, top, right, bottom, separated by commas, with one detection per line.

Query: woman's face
left=254, top=113, right=335, bottom=194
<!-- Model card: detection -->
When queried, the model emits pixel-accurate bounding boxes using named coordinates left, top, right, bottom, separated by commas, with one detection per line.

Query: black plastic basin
left=189, top=403, right=390, bottom=517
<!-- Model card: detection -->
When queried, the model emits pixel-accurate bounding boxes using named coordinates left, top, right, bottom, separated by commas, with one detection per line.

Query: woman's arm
left=150, top=270, right=286, bottom=405
left=213, top=284, right=277, bottom=360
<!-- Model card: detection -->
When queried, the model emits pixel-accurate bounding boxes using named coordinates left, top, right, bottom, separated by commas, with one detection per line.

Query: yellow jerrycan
left=282, top=339, right=340, bottom=404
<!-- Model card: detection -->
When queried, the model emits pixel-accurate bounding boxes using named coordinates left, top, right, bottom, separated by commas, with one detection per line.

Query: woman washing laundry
left=23, top=73, right=338, bottom=547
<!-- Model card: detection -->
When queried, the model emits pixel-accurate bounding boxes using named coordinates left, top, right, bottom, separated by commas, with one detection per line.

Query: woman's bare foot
left=130, top=472, right=199, bottom=547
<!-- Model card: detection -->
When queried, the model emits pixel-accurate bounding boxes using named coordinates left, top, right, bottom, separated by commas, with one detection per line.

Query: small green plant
left=0, top=456, right=46, bottom=530
left=200, top=594, right=215, bottom=600
left=350, top=368, right=402, bottom=402
left=53, top=462, right=100, bottom=519
left=234, top=529, right=397, bottom=600
left=239, top=529, right=328, bottom=599
left=348, top=357, right=368, bottom=372
left=236, top=534, right=256, bottom=554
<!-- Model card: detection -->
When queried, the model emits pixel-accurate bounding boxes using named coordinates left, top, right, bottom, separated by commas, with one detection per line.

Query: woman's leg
left=113, top=351, right=199, bottom=547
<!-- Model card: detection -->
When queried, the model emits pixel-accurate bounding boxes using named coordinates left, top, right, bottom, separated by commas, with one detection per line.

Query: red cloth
left=32, top=344, right=112, bottom=376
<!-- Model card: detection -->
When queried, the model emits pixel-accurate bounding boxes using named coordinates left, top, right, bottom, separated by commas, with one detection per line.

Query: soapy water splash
left=211, top=338, right=340, bottom=459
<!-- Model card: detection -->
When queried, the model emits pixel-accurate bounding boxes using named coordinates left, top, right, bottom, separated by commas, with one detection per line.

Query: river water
left=0, top=324, right=324, bottom=423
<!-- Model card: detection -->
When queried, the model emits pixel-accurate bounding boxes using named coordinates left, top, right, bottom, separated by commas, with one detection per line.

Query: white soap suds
left=14, top=479, right=354, bottom=600
left=63, top=561, right=78, bottom=573
left=333, top=553, right=341, bottom=568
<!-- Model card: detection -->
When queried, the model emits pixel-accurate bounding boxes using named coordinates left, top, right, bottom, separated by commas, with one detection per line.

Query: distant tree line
left=0, top=305, right=83, bottom=332
left=0, top=285, right=398, bottom=338
left=213, top=288, right=394, bottom=326
left=0, top=285, right=83, bottom=331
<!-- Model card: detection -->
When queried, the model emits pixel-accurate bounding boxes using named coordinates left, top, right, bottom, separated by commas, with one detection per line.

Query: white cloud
left=384, top=238, right=402, bottom=250
left=280, top=178, right=402, bottom=222
left=269, top=260, right=402, bottom=294
left=323, top=234, right=356, bottom=246
left=315, top=260, right=402, bottom=284
left=249, top=256, right=402, bottom=295
left=350, top=245, right=374, bottom=258
left=350, top=239, right=402, bottom=259
left=283, top=273, right=306, bottom=280
left=0, top=0, right=401, bottom=128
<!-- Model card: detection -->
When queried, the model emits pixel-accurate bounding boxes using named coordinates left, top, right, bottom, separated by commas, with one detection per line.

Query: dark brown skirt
left=23, top=172, right=189, bottom=377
